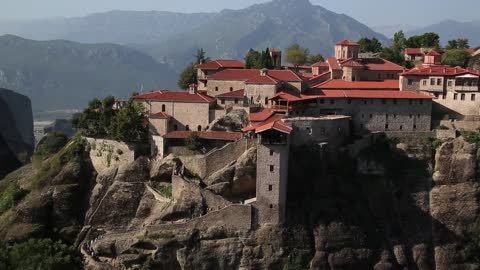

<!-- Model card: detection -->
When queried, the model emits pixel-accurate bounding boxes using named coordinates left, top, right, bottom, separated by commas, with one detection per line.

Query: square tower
left=335, top=39, right=360, bottom=60
left=255, top=121, right=292, bottom=225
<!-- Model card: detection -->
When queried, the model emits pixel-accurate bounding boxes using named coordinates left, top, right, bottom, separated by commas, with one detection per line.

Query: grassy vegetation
left=0, top=183, right=28, bottom=215
left=425, top=137, right=444, bottom=150
left=462, top=130, right=480, bottom=144
left=151, top=182, right=173, bottom=198
left=283, top=252, right=310, bottom=270
left=35, top=132, right=69, bottom=160
left=438, top=125, right=450, bottom=130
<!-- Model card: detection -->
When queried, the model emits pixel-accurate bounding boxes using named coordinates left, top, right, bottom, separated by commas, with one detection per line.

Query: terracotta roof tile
left=132, top=90, right=216, bottom=103
left=208, top=69, right=303, bottom=82
left=163, top=131, right=242, bottom=141
left=311, top=61, right=329, bottom=67
left=245, top=74, right=280, bottom=85
left=405, top=48, right=423, bottom=55
left=336, top=40, right=359, bottom=46
left=149, top=112, right=172, bottom=119
left=313, top=79, right=399, bottom=90
left=195, top=60, right=245, bottom=70
left=426, top=50, right=441, bottom=56
left=255, top=120, right=292, bottom=134
left=314, top=90, right=432, bottom=99
left=216, top=89, right=245, bottom=98
left=326, top=57, right=341, bottom=70
left=249, top=108, right=274, bottom=122
left=401, top=65, right=479, bottom=76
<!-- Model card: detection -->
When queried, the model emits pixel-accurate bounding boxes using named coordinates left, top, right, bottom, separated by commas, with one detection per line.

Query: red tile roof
left=400, top=65, right=480, bottom=76
left=208, top=69, right=303, bottom=82
left=163, top=131, right=242, bottom=141
left=249, top=108, right=274, bottom=122
left=340, top=59, right=364, bottom=68
left=311, top=61, right=329, bottom=67
left=326, top=57, right=341, bottom=70
left=195, top=60, right=245, bottom=70
left=149, top=112, right=172, bottom=119
left=242, top=113, right=285, bottom=132
left=314, top=90, right=432, bottom=99
left=341, top=58, right=404, bottom=71
left=405, top=48, right=423, bottom=55
left=255, top=120, right=292, bottom=134
left=132, top=90, right=216, bottom=103
left=216, top=89, right=245, bottom=98
left=426, top=50, right=441, bottom=56
left=313, top=79, right=400, bottom=90
left=270, top=91, right=317, bottom=102
left=245, top=74, right=280, bottom=85
left=336, top=40, right=359, bottom=46
left=465, top=48, right=477, bottom=54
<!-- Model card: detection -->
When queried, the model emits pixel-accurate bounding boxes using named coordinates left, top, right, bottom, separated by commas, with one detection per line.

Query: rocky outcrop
left=0, top=88, right=34, bottom=178
left=208, top=109, right=248, bottom=132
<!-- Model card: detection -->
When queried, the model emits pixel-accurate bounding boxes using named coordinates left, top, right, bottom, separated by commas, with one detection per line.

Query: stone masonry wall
left=207, top=80, right=246, bottom=97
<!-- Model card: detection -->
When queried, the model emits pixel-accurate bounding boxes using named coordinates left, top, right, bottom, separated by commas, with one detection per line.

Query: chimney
left=260, top=68, right=268, bottom=76
left=189, top=84, right=198, bottom=94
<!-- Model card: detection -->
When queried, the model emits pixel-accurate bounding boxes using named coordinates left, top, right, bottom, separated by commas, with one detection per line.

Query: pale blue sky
left=1, top=0, right=478, bottom=27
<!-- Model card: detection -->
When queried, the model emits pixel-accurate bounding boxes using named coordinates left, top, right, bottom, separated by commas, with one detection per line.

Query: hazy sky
left=1, top=0, right=479, bottom=27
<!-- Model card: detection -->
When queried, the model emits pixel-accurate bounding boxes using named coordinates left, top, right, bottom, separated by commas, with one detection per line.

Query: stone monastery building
left=131, top=39, right=480, bottom=225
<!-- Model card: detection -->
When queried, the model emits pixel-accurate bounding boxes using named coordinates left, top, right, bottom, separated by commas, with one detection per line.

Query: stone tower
left=335, top=39, right=360, bottom=60
left=255, top=121, right=291, bottom=225
left=269, top=48, right=282, bottom=69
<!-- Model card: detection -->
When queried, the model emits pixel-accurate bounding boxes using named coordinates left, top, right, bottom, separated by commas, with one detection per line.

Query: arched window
left=186, top=125, right=190, bottom=131
left=161, top=104, right=166, bottom=112
left=197, top=125, right=202, bottom=131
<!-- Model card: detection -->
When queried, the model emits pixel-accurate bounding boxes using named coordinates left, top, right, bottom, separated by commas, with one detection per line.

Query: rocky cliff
left=1, top=135, right=480, bottom=269
left=0, top=88, right=34, bottom=179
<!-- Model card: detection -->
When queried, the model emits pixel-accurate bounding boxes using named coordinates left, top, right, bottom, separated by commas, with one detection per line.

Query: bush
left=425, top=137, right=443, bottom=150
left=462, top=131, right=480, bottom=144
left=0, top=182, right=28, bottom=215
left=151, top=182, right=172, bottom=198
left=35, top=132, right=69, bottom=158
left=185, top=132, right=203, bottom=151
left=0, top=238, right=82, bottom=270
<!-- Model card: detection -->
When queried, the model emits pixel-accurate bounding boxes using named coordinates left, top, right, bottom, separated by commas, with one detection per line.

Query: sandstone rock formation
left=208, top=109, right=248, bottom=132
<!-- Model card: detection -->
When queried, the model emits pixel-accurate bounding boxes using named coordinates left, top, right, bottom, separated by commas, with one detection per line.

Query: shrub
left=462, top=131, right=480, bottom=144
left=425, top=137, right=443, bottom=150
left=0, top=183, right=28, bottom=215
left=35, top=132, right=69, bottom=158
left=0, top=238, right=82, bottom=270
left=185, top=132, right=202, bottom=151
left=151, top=182, right=172, bottom=198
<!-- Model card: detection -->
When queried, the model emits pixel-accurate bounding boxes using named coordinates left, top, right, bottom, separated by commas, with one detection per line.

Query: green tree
left=285, top=44, right=309, bottom=69
left=447, top=38, right=470, bottom=50
left=307, top=54, right=325, bottom=64
left=245, top=48, right=262, bottom=69
left=185, top=132, right=202, bottom=151
left=113, top=100, right=148, bottom=143
left=262, top=48, right=274, bottom=69
left=380, top=47, right=404, bottom=66
left=2, top=238, right=81, bottom=270
left=358, top=37, right=383, bottom=53
left=195, top=48, right=210, bottom=65
left=392, top=31, right=407, bottom=51
left=406, top=32, right=440, bottom=48
left=102, top=96, right=116, bottom=136
left=177, top=63, right=197, bottom=90
left=72, top=98, right=103, bottom=137
left=446, top=39, right=458, bottom=50
left=442, top=49, right=471, bottom=67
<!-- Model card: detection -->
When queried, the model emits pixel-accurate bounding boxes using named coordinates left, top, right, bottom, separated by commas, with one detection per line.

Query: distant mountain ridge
left=406, top=20, right=480, bottom=47
left=0, top=0, right=388, bottom=72
left=0, top=35, right=177, bottom=111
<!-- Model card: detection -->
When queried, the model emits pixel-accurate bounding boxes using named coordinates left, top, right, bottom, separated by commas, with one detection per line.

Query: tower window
left=270, top=204, right=273, bottom=209
left=270, top=165, right=274, bottom=172
left=185, top=125, right=190, bottom=131
left=234, top=98, right=239, bottom=104
left=215, top=86, right=219, bottom=91
left=472, top=94, right=476, bottom=101
left=268, top=185, right=273, bottom=191
left=270, top=150, right=274, bottom=156
left=461, top=94, right=466, bottom=100
left=162, top=104, right=166, bottom=112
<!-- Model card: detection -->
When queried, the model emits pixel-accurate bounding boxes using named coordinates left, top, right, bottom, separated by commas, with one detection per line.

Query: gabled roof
left=336, top=40, right=359, bottom=46
left=132, top=90, right=216, bottom=103
left=400, top=65, right=480, bottom=76
left=149, top=112, right=172, bottom=119
left=216, top=89, right=245, bottom=98
left=208, top=69, right=304, bottom=82
left=245, top=74, right=280, bottom=85
left=255, top=120, right=292, bottom=134
left=195, top=60, right=245, bottom=70
left=405, top=48, right=423, bottom=55
left=242, top=113, right=285, bottom=132
left=340, top=58, right=404, bottom=71
left=326, top=57, right=341, bottom=70
left=426, top=50, right=441, bottom=56
left=340, top=59, right=364, bottom=68
left=270, top=91, right=318, bottom=102
left=249, top=108, right=274, bottom=122
left=311, top=61, right=329, bottom=67
left=313, top=79, right=399, bottom=90
left=163, top=131, right=242, bottom=141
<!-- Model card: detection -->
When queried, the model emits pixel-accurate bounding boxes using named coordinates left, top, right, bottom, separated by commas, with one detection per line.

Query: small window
left=385, top=124, right=389, bottom=130
left=393, top=114, right=397, bottom=118
left=393, top=99, right=397, bottom=105
left=161, top=104, right=166, bottom=112
left=443, top=93, right=447, bottom=99
left=185, top=125, right=190, bottom=131
left=364, top=100, right=367, bottom=105
left=408, top=79, right=413, bottom=85
left=369, top=114, right=373, bottom=119
left=361, top=114, right=365, bottom=119
left=221, top=99, right=225, bottom=104
left=270, top=165, right=274, bottom=172
left=360, top=124, right=364, bottom=129
left=409, top=99, right=413, bottom=105
left=270, top=204, right=273, bottom=209
left=197, top=125, right=202, bottom=131
left=430, top=78, right=435, bottom=85
left=174, top=124, right=178, bottom=131
left=215, top=86, right=219, bottom=91
left=461, top=93, right=465, bottom=101
left=268, top=185, right=273, bottom=191
left=409, top=114, right=413, bottom=118
left=400, top=125, right=403, bottom=130
left=419, top=100, right=423, bottom=105
left=437, top=78, right=442, bottom=85
left=230, top=87, right=233, bottom=92
left=472, top=94, right=476, bottom=101
left=270, top=150, right=274, bottom=156
left=347, top=99, right=352, bottom=104
left=382, top=99, right=386, bottom=105
left=423, top=80, right=427, bottom=86
left=413, top=124, right=417, bottom=129
left=265, top=97, right=269, bottom=105
left=330, top=99, right=335, bottom=104
left=234, top=98, right=239, bottom=104
left=454, top=93, right=458, bottom=100
left=448, top=81, right=453, bottom=87
left=417, top=114, right=420, bottom=118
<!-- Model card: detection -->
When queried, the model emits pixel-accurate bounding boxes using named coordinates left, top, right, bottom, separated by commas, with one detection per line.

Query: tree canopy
left=285, top=44, right=309, bottom=68
left=178, top=48, right=209, bottom=89
left=307, top=54, right=325, bottom=64
left=358, top=37, right=383, bottom=53
left=245, top=48, right=274, bottom=69
left=446, top=38, right=470, bottom=50
left=405, top=32, right=440, bottom=48
left=442, top=49, right=471, bottom=67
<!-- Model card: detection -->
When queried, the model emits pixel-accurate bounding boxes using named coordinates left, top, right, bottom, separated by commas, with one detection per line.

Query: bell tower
left=335, top=40, right=360, bottom=60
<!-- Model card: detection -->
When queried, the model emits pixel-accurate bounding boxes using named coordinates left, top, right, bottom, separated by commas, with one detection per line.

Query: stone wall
left=149, top=118, right=168, bottom=136
left=86, top=138, right=136, bottom=173
left=147, top=204, right=252, bottom=233
left=433, top=93, right=480, bottom=118
left=179, top=138, right=256, bottom=179
left=148, top=101, right=211, bottom=132
left=245, top=84, right=277, bottom=106
left=207, top=80, right=246, bottom=97
left=283, top=116, right=351, bottom=147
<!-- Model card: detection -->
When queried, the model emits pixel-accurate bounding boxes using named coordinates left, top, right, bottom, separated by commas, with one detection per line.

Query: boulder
left=209, top=109, right=248, bottom=132
left=433, top=138, right=477, bottom=185
left=231, top=146, right=257, bottom=197
left=150, top=154, right=182, bottom=182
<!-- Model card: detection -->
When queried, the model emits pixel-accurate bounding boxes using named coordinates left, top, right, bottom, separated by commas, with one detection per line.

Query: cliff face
left=0, top=88, right=34, bottom=179
left=2, top=136, right=480, bottom=269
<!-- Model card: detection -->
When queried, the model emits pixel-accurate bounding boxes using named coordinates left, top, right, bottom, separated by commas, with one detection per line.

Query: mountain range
left=0, top=35, right=176, bottom=111
left=406, top=20, right=480, bottom=47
